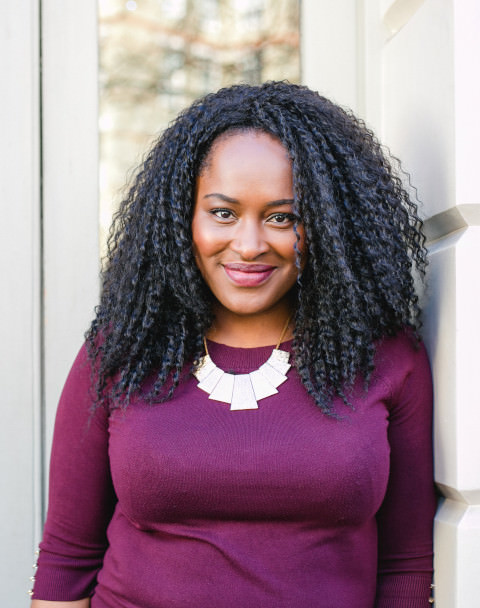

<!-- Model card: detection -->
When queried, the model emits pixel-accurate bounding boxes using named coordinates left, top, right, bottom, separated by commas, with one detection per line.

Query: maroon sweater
left=33, top=332, right=435, bottom=607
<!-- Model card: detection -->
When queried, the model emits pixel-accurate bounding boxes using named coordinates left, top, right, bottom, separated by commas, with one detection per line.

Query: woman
left=31, top=82, right=435, bottom=607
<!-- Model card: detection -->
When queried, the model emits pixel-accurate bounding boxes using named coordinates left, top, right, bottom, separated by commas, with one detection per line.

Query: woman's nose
left=230, top=220, right=269, bottom=260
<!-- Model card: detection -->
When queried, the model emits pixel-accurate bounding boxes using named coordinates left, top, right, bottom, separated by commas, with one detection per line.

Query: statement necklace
left=193, top=317, right=292, bottom=411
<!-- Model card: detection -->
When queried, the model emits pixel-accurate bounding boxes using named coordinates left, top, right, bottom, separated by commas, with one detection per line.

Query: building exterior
left=1, top=1, right=479, bottom=605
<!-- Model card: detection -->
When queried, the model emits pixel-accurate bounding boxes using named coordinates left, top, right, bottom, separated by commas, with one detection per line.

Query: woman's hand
left=31, top=600, right=90, bottom=608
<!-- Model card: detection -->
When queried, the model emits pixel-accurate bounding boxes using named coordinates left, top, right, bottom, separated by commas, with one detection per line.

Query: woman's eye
left=211, top=208, right=235, bottom=220
left=268, top=213, right=296, bottom=225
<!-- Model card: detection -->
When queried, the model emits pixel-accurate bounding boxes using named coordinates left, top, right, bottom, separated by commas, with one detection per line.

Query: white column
left=0, top=1, right=42, bottom=605
left=0, top=1, right=99, bottom=605
left=302, top=0, right=480, bottom=605
left=381, top=1, right=480, bottom=603
left=301, top=0, right=359, bottom=112
left=42, top=0, right=100, bottom=473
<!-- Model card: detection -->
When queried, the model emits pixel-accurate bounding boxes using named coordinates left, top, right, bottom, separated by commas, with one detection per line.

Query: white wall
left=0, top=1, right=42, bottom=603
left=0, top=1, right=99, bottom=605
left=42, top=0, right=100, bottom=484
left=302, top=1, right=480, bottom=605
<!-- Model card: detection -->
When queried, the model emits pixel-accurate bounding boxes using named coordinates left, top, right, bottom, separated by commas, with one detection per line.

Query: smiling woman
left=192, top=130, right=304, bottom=346
left=31, top=82, right=435, bottom=608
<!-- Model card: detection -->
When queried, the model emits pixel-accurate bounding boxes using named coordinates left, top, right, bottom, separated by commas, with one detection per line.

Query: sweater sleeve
left=375, top=339, right=436, bottom=607
left=32, top=345, right=117, bottom=601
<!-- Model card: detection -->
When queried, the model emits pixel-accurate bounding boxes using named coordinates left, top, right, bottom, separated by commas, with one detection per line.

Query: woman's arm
left=31, top=600, right=90, bottom=608
left=32, top=345, right=117, bottom=601
left=375, top=338, right=436, bottom=606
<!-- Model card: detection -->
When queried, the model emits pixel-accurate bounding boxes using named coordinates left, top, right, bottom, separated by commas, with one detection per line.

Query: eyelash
left=210, top=209, right=297, bottom=225
left=210, top=208, right=235, bottom=220
left=269, top=212, right=297, bottom=224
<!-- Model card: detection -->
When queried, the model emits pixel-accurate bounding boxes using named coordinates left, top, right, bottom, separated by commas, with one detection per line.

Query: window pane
left=98, top=0, right=300, bottom=252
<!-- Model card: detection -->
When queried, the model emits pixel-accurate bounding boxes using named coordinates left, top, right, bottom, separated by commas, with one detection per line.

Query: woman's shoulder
left=373, top=328, right=432, bottom=403
left=62, top=341, right=93, bottom=386
left=54, top=341, right=111, bottom=427
left=375, top=326, right=428, bottom=362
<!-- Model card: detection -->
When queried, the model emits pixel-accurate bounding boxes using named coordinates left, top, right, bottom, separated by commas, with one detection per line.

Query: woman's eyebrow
left=265, top=199, right=295, bottom=207
left=204, top=193, right=238, bottom=203
left=203, top=193, right=294, bottom=207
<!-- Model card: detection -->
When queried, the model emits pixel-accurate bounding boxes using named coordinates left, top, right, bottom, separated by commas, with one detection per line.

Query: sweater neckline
left=206, top=339, right=294, bottom=375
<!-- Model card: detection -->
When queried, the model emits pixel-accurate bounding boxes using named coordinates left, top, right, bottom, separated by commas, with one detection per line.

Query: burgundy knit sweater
left=33, top=332, right=435, bottom=607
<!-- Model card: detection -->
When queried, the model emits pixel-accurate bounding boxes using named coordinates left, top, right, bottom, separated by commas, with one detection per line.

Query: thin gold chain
left=203, top=315, right=292, bottom=357
left=275, top=314, right=293, bottom=349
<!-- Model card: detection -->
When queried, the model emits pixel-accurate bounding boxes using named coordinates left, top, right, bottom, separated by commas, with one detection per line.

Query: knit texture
left=34, top=332, right=435, bottom=607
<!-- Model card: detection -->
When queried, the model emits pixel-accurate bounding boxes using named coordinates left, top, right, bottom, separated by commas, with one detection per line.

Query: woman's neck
left=206, top=303, right=294, bottom=348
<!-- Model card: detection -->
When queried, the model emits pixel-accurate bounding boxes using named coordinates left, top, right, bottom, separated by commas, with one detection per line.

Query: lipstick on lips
left=223, top=263, right=275, bottom=287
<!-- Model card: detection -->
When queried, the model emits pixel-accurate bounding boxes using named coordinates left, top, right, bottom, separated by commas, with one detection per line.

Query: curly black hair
left=86, top=81, right=427, bottom=414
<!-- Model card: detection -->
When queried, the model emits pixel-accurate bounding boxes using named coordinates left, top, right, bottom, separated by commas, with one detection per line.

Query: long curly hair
left=86, top=81, right=427, bottom=414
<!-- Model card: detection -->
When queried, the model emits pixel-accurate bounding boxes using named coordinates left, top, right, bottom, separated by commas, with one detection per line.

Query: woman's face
left=192, top=130, right=304, bottom=320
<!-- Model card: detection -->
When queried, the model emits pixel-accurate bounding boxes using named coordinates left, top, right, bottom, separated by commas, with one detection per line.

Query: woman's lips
left=223, top=263, right=275, bottom=287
